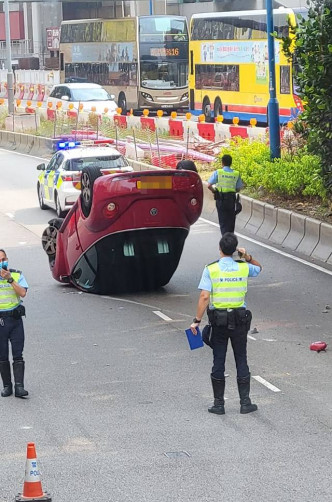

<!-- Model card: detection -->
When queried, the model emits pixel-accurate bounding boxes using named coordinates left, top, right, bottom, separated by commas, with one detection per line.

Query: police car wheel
left=55, top=193, right=66, bottom=218
left=80, top=166, right=102, bottom=217
left=41, top=225, right=58, bottom=256
left=38, top=183, right=47, bottom=210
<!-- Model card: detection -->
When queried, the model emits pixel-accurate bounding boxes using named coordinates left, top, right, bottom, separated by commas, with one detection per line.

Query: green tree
left=287, top=1, right=332, bottom=191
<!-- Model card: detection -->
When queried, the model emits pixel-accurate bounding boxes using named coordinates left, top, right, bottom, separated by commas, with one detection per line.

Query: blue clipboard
left=185, top=327, right=204, bottom=350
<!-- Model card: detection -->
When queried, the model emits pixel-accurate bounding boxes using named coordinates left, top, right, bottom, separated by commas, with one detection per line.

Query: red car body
left=43, top=169, right=203, bottom=293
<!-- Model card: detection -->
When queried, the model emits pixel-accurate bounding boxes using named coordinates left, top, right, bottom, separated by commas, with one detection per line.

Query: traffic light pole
left=266, top=0, right=281, bottom=159
left=4, top=0, right=14, bottom=115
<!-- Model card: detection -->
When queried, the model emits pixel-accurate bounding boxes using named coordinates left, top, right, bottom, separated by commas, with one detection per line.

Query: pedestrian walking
left=207, top=154, right=243, bottom=235
left=190, top=233, right=262, bottom=415
left=0, top=249, right=29, bottom=398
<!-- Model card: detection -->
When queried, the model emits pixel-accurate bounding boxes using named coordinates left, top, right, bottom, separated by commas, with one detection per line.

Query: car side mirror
left=37, top=163, right=46, bottom=171
left=61, top=95, right=69, bottom=101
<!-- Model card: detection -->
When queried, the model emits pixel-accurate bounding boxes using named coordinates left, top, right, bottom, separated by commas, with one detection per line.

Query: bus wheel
left=202, top=97, right=211, bottom=121
left=214, top=98, right=223, bottom=119
left=118, top=93, right=127, bottom=115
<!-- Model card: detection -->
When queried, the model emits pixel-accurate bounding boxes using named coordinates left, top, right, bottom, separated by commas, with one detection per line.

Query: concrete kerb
left=269, top=208, right=292, bottom=245
left=296, top=217, right=321, bottom=257
left=236, top=195, right=252, bottom=230
left=244, top=200, right=265, bottom=235
left=283, top=212, right=306, bottom=251
left=256, top=203, right=277, bottom=240
left=311, top=222, right=332, bottom=263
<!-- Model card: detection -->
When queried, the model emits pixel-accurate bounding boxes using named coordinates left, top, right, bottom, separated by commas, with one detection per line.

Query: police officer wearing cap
left=190, top=233, right=262, bottom=415
left=208, top=154, right=243, bottom=235
left=0, top=249, right=29, bottom=398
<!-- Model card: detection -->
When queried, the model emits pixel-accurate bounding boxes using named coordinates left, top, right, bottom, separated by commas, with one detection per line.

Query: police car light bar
left=57, top=139, right=114, bottom=150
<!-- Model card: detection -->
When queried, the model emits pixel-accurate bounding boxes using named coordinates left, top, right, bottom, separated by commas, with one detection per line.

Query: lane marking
left=0, top=148, right=46, bottom=161
left=248, top=335, right=256, bottom=341
left=153, top=311, right=173, bottom=321
left=252, top=375, right=281, bottom=392
left=199, top=217, right=332, bottom=277
left=5, top=212, right=14, bottom=219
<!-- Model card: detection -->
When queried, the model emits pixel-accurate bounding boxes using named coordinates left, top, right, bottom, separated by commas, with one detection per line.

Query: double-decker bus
left=189, top=8, right=306, bottom=124
left=60, top=15, right=189, bottom=114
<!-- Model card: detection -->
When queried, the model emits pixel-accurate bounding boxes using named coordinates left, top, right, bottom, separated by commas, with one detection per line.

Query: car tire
left=80, top=166, right=102, bottom=218
left=41, top=224, right=58, bottom=256
left=37, top=183, right=47, bottom=210
left=55, top=192, right=66, bottom=218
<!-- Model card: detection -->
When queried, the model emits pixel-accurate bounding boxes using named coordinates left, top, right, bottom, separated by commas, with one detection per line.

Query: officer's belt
left=0, top=309, right=18, bottom=318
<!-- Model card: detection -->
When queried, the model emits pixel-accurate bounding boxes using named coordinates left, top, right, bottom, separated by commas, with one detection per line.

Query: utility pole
left=4, top=0, right=14, bottom=115
left=266, top=0, right=280, bottom=159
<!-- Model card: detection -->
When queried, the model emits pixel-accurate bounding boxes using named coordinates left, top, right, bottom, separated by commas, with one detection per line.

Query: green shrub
left=214, top=139, right=327, bottom=199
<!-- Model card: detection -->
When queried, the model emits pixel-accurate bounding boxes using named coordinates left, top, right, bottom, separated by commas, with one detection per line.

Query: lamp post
left=266, top=0, right=280, bottom=159
left=4, top=0, right=14, bottom=115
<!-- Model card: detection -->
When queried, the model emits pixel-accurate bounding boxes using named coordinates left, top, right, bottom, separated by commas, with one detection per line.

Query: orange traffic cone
left=15, top=443, right=52, bottom=501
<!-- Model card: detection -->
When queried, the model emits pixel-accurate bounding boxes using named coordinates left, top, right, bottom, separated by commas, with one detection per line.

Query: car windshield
left=70, top=87, right=112, bottom=101
left=67, top=155, right=129, bottom=171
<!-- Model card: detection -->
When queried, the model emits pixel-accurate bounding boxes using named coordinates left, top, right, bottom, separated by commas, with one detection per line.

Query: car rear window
left=67, top=155, right=129, bottom=171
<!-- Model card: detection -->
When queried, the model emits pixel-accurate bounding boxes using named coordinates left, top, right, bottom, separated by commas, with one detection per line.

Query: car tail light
left=103, top=201, right=119, bottom=218
left=61, top=174, right=73, bottom=182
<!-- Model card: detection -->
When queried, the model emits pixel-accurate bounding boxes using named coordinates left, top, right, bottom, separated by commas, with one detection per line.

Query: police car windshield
left=70, top=88, right=111, bottom=101
left=67, top=155, right=129, bottom=171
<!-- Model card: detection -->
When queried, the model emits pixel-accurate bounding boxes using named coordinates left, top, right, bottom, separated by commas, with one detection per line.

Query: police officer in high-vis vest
left=0, top=249, right=29, bottom=398
left=190, top=233, right=262, bottom=415
left=208, top=154, right=243, bottom=235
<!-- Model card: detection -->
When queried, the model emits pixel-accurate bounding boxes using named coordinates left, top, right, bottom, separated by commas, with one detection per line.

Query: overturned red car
left=42, top=166, right=203, bottom=293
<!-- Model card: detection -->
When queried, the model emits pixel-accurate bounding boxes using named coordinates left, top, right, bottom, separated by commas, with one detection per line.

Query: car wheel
left=37, top=183, right=47, bottom=209
left=118, top=92, right=127, bottom=115
left=41, top=224, right=58, bottom=256
left=80, top=166, right=102, bottom=217
left=55, top=193, right=66, bottom=218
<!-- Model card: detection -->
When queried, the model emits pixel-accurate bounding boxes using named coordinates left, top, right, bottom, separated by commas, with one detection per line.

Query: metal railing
left=0, top=40, right=35, bottom=59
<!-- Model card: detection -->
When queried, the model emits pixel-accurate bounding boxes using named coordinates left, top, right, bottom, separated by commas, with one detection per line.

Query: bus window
left=280, top=66, right=290, bottom=94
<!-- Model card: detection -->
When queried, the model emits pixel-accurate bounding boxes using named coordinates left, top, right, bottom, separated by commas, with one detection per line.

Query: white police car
left=37, top=141, right=133, bottom=217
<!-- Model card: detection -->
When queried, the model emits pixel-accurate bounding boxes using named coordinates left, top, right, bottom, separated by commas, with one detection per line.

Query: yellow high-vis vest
left=216, top=169, right=239, bottom=193
left=0, top=272, right=21, bottom=311
left=207, top=262, right=249, bottom=309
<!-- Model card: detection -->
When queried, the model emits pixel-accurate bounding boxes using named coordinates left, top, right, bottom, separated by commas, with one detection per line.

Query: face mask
left=0, top=261, right=8, bottom=270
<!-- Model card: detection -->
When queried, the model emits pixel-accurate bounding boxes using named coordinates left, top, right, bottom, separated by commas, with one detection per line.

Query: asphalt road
left=0, top=148, right=331, bottom=502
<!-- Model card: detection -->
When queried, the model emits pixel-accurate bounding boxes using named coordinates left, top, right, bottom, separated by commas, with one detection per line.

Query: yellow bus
left=189, top=8, right=306, bottom=123
left=60, top=16, right=189, bottom=114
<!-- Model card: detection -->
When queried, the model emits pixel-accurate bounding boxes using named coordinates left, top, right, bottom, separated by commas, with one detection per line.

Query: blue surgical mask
left=0, top=261, right=8, bottom=270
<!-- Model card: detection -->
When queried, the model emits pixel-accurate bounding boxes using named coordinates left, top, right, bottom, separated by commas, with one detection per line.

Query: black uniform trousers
left=211, top=324, right=249, bottom=380
left=216, top=193, right=236, bottom=235
left=0, top=316, right=25, bottom=362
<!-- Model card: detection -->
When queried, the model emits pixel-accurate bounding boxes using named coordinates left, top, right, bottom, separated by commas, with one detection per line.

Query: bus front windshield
left=140, top=60, right=188, bottom=90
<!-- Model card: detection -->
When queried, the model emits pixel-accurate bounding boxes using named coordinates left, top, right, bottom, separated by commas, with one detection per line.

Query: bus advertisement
left=189, top=8, right=305, bottom=124
left=60, top=15, right=189, bottom=114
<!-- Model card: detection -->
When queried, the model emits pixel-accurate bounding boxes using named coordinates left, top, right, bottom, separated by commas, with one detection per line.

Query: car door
left=43, top=153, right=64, bottom=203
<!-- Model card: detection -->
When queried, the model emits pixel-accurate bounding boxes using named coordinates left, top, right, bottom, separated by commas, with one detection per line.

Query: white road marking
left=0, top=148, right=46, bottom=161
left=5, top=212, right=14, bottom=219
left=153, top=311, right=173, bottom=321
left=20, top=426, right=32, bottom=430
left=252, top=375, right=281, bottom=392
left=199, top=217, right=332, bottom=277
left=248, top=335, right=256, bottom=341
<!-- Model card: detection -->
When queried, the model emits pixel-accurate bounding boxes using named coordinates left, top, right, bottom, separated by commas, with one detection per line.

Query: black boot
left=13, top=360, right=28, bottom=398
left=0, top=361, right=13, bottom=397
left=208, top=376, right=225, bottom=415
left=237, top=374, right=257, bottom=414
